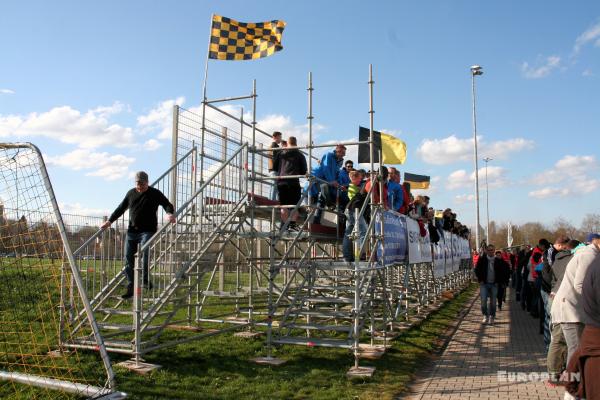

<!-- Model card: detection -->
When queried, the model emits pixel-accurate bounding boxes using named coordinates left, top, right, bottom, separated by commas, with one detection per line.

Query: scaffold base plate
left=234, top=331, right=263, bottom=339
left=116, top=360, right=161, bottom=375
left=358, top=344, right=387, bottom=360
left=251, top=356, right=287, bottom=366
left=346, top=366, right=375, bottom=378
left=166, top=324, right=202, bottom=332
left=373, top=331, right=399, bottom=340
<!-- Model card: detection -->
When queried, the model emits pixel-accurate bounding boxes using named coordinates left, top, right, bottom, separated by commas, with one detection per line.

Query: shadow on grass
left=110, top=283, right=477, bottom=400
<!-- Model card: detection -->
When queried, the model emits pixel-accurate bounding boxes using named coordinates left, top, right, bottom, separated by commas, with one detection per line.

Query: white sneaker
left=489, top=316, right=495, bottom=325
left=482, top=316, right=488, bottom=324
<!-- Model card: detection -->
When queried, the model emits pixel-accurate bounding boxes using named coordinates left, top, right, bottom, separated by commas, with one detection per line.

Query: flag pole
left=202, top=13, right=214, bottom=102
left=199, top=14, right=214, bottom=184
left=368, top=64, right=375, bottom=192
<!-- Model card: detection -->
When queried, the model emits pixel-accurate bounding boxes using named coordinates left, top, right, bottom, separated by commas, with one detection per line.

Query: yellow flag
left=209, top=15, right=286, bottom=61
left=381, top=132, right=407, bottom=164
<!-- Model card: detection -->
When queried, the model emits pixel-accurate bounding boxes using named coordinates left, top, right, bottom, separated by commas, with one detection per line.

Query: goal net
left=0, top=143, right=122, bottom=399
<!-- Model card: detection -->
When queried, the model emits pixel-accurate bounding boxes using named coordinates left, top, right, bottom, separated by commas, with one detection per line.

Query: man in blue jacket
left=309, top=144, right=346, bottom=224
left=387, top=167, right=404, bottom=212
left=337, top=159, right=353, bottom=210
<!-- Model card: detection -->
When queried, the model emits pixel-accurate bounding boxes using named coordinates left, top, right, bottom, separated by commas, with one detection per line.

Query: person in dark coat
left=495, top=251, right=510, bottom=310
left=101, top=171, right=176, bottom=299
left=475, top=244, right=510, bottom=324
left=274, top=136, right=307, bottom=229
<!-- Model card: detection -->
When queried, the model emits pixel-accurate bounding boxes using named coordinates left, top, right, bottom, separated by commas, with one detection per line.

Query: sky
left=1, top=1, right=599, bottom=230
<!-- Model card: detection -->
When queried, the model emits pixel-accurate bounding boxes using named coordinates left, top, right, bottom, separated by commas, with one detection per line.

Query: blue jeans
left=125, top=231, right=153, bottom=285
left=269, top=171, right=278, bottom=201
left=540, top=290, right=552, bottom=349
left=480, top=283, right=498, bottom=317
left=342, top=209, right=367, bottom=261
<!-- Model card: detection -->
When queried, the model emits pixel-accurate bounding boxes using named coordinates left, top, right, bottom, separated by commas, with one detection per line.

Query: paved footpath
left=402, top=287, right=565, bottom=400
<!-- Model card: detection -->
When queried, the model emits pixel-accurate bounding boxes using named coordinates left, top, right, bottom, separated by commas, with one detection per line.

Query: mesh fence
left=0, top=144, right=115, bottom=398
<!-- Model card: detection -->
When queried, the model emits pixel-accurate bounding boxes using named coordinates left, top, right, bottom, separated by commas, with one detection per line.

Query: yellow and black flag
left=404, top=173, right=430, bottom=189
left=209, top=15, right=286, bottom=61
left=357, top=126, right=407, bottom=164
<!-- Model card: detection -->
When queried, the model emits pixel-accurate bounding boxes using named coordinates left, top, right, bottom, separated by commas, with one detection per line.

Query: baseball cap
left=135, top=171, right=149, bottom=183
left=585, top=232, right=600, bottom=243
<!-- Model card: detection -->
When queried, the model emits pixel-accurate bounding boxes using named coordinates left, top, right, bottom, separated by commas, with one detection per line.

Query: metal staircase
left=62, top=144, right=251, bottom=360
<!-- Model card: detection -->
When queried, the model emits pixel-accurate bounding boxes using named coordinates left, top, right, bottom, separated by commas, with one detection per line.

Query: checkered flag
left=209, top=15, right=286, bottom=61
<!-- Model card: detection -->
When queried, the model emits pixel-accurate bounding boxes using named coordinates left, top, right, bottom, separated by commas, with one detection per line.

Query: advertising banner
left=376, top=211, right=408, bottom=265
left=451, top=234, right=460, bottom=272
left=419, top=226, right=433, bottom=263
left=406, top=217, right=421, bottom=264
left=432, top=235, right=446, bottom=277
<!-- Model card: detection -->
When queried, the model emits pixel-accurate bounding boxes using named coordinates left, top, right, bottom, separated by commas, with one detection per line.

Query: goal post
left=0, top=143, right=124, bottom=398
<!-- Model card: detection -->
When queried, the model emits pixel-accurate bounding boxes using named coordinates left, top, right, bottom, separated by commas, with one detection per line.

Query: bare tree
left=553, top=217, right=580, bottom=240
left=581, top=213, right=600, bottom=235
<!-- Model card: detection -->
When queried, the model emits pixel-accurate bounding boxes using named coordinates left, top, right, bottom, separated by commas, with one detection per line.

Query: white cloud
left=573, top=20, right=600, bottom=55
left=582, top=69, right=594, bottom=77
left=446, top=166, right=508, bottom=190
left=572, top=178, right=600, bottom=194
left=446, top=170, right=471, bottom=190
left=529, top=155, right=599, bottom=198
left=45, top=149, right=135, bottom=181
left=137, top=97, right=185, bottom=140
left=533, top=155, right=598, bottom=184
left=59, top=202, right=111, bottom=218
left=0, top=89, right=15, bottom=95
left=0, top=103, right=135, bottom=148
left=521, top=55, right=561, bottom=79
left=143, top=138, right=162, bottom=151
left=528, top=187, right=570, bottom=199
left=454, top=194, right=475, bottom=204
left=555, top=154, right=597, bottom=174
left=417, top=134, right=533, bottom=165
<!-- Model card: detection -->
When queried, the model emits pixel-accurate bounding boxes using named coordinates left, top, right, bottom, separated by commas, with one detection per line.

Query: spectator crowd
left=268, top=131, right=470, bottom=263
left=474, top=234, right=600, bottom=399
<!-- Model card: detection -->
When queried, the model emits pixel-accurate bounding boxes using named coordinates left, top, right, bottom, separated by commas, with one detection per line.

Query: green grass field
left=108, top=283, right=476, bottom=400
left=1, top=254, right=475, bottom=399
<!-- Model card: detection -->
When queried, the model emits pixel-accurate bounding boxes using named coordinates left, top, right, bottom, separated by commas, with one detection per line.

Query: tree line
left=479, top=213, right=600, bottom=249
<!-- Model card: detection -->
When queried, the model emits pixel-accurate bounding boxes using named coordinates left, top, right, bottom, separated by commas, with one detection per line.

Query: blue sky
left=1, top=1, right=599, bottom=229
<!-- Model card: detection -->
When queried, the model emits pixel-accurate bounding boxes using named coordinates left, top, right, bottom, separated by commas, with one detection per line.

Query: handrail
left=201, top=103, right=320, bottom=163
left=138, top=143, right=248, bottom=254
left=72, top=146, right=197, bottom=257
left=150, top=146, right=196, bottom=187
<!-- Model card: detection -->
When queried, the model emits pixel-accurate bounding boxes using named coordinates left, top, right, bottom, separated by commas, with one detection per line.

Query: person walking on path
left=565, top=234, right=600, bottom=400
left=552, top=233, right=600, bottom=366
left=546, top=239, right=580, bottom=386
left=475, top=244, right=510, bottom=324
left=101, top=171, right=176, bottom=299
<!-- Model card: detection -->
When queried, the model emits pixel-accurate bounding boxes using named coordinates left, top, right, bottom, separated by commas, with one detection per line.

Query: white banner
left=406, top=218, right=422, bottom=264
left=451, top=234, right=460, bottom=272
left=462, top=237, right=471, bottom=259
left=419, top=227, right=433, bottom=263
left=432, top=239, right=446, bottom=277
left=443, top=231, right=452, bottom=272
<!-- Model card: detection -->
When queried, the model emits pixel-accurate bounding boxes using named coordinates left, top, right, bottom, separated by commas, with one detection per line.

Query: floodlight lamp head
left=471, top=65, right=483, bottom=76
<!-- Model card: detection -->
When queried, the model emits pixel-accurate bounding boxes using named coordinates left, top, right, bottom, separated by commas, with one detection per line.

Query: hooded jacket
left=550, top=250, right=574, bottom=294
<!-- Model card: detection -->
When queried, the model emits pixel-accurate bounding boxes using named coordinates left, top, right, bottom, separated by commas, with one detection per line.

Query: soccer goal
left=0, top=143, right=124, bottom=399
